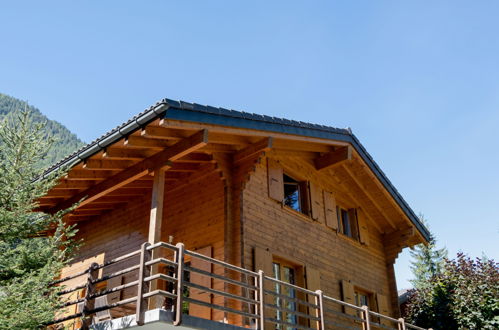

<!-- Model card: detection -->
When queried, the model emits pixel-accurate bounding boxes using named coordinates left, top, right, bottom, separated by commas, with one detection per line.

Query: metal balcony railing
left=47, top=242, right=430, bottom=330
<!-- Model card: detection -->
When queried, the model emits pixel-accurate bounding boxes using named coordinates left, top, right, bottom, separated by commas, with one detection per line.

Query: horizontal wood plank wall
left=60, top=171, right=226, bottom=322
left=163, top=172, right=225, bottom=322
left=242, top=151, right=396, bottom=320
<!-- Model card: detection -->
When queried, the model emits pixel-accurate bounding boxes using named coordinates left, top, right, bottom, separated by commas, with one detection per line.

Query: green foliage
left=409, top=216, right=447, bottom=290
left=406, top=253, right=499, bottom=329
left=0, top=112, right=79, bottom=329
left=0, top=93, right=84, bottom=169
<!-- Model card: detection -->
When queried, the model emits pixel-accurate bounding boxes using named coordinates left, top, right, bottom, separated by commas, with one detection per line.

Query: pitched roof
left=43, top=98, right=430, bottom=241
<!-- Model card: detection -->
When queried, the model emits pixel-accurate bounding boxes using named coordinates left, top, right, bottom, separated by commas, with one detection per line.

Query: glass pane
left=283, top=175, right=301, bottom=212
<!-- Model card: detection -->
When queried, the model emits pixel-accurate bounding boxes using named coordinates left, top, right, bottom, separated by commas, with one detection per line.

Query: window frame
left=282, top=172, right=310, bottom=217
left=336, top=206, right=360, bottom=241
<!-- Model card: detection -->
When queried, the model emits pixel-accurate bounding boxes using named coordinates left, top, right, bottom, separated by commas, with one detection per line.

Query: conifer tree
left=409, top=215, right=447, bottom=289
left=0, top=112, right=78, bottom=329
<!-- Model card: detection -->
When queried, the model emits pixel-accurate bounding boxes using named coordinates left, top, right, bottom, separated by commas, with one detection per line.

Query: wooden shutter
left=341, top=280, right=356, bottom=316
left=309, top=182, right=322, bottom=222
left=357, top=209, right=370, bottom=246
left=306, top=266, right=321, bottom=291
left=376, top=293, right=390, bottom=325
left=190, top=246, right=212, bottom=319
left=254, top=247, right=273, bottom=329
left=254, top=246, right=273, bottom=275
left=323, top=191, right=338, bottom=230
left=267, top=159, right=284, bottom=202
left=348, top=209, right=359, bottom=239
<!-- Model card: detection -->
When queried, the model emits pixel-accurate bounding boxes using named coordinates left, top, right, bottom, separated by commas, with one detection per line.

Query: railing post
left=257, top=270, right=265, bottom=330
left=136, top=242, right=151, bottom=326
left=398, top=317, right=406, bottom=330
left=361, top=305, right=371, bottom=330
left=315, top=290, right=325, bottom=330
left=81, top=262, right=99, bottom=330
left=173, top=243, right=185, bottom=326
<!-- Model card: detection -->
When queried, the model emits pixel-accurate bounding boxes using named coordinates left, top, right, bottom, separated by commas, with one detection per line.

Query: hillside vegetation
left=0, top=93, right=84, bottom=169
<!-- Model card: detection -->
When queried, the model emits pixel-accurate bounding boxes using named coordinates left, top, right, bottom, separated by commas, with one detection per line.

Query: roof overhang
left=41, top=98, right=430, bottom=242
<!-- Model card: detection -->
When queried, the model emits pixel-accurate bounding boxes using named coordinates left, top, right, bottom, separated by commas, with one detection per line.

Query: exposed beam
left=314, top=146, right=352, bottom=171
left=52, top=180, right=94, bottom=189
left=168, top=163, right=200, bottom=172
left=107, top=188, right=151, bottom=196
left=141, top=126, right=189, bottom=140
left=83, top=159, right=136, bottom=170
left=176, top=153, right=214, bottom=163
left=50, top=130, right=209, bottom=212
left=103, top=148, right=155, bottom=160
left=233, top=137, right=272, bottom=163
left=341, top=165, right=397, bottom=230
left=65, top=170, right=118, bottom=180
left=123, top=136, right=172, bottom=149
left=78, top=202, right=127, bottom=210
left=273, top=139, right=333, bottom=153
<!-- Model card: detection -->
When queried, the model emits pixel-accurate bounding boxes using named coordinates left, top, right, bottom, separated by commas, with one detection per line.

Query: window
left=283, top=174, right=309, bottom=215
left=272, top=260, right=298, bottom=329
left=354, top=288, right=373, bottom=309
left=337, top=207, right=359, bottom=240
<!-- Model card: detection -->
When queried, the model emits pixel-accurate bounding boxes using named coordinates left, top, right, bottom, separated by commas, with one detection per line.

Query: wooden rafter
left=123, top=136, right=173, bottom=149
left=65, top=170, right=118, bottom=180
left=233, top=137, right=272, bottom=163
left=103, top=148, right=155, bottom=160
left=314, top=146, right=352, bottom=171
left=341, top=164, right=397, bottom=230
left=83, top=159, right=136, bottom=170
left=50, top=129, right=209, bottom=212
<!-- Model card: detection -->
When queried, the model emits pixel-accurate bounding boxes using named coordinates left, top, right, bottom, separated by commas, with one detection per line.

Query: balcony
left=49, top=242, right=427, bottom=330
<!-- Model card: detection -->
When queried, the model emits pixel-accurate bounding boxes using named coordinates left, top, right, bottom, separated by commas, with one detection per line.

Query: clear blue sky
left=1, top=1, right=498, bottom=289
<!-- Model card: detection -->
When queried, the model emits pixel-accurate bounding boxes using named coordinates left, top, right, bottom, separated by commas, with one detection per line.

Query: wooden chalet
left=40, top=99, right=430, bottom=330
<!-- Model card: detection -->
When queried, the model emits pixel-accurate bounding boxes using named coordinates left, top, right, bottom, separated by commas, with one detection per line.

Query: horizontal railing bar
left=60, top=297, right=85, bottom=308
left=264, top=303, right=320, bottom=321
left=145, top=257, right=177, bottom=268
left=185, top=250, right=258, bottom=277
left=92, top=264, right=140, bottom=284
left=184, top=265, right=258, bottom=290
left=147, top=241, right=178, bottom=252
left=58, top=283, right=87, bottom=295
left=263, top=289, right=319, bottom=309
left=323, top=294, right=364, bottom=311
left=264, top=317, right=315, bottom=330
left=369, top=310, right=401, bottom=323
left=90, top=280, right=139, bottom=299
left=406, top=323, right=428, bottom=330
left=86, top=296, right=138, bottom=315
left=52, top=269, right=88, bottom=285
left=184, top=281, right=258, bottom=305
left=143, top=289, right=177, bottom=300
left=183, top=297, right=259, bottom=319
left=47, top=311, right=84, bottom=325
left=264, top=276, right=317, bottom=296
left=369, top=320, right=397, bottom=330
left=323, top=307, right=364, bottom=322
left=323, top=318, right=359, bottom=330
left=94, top=249, right=141, bottom=270
left=144, top=273, right=177, bottom=283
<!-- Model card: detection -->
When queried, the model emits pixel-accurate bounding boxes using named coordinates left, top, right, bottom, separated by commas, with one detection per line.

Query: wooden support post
left=136, top=242, right=151, bottom=325
left=257, top=270, right=265, bottom=330
left=81, top=262, right=99, bottom=330
left=315, top=290, right=325, bottom=330
left=148, top=168, right=166, bottom=309
left=174, top=243, right=185, bottom=326
left=361, top=305, right=371, bottom=330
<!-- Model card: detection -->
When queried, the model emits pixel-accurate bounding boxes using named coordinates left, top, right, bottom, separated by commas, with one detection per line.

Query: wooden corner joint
left=314, top=145, right=353, bottom=171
